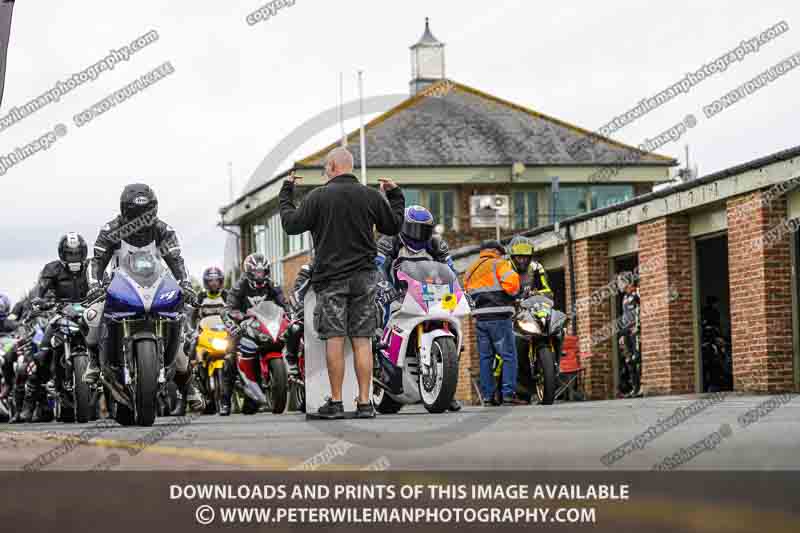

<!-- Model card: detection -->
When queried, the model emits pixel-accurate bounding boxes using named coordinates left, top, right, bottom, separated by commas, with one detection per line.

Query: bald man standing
left=280, top=147, right=405, bottom=419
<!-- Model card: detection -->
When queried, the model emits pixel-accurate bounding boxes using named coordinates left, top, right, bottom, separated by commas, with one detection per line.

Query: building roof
left=412, top=18, right=443, bottom=48
left=450, top=142, right=800, bottom=261
left=295, top=79, right=676, bottom=170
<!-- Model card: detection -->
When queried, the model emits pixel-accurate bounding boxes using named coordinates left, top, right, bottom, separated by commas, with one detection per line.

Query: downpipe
left=565, top=222, right=578, bottom=337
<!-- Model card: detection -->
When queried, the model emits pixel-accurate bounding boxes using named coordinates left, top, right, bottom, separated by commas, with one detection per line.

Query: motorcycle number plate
left=422, top=283, right=450, bottom=303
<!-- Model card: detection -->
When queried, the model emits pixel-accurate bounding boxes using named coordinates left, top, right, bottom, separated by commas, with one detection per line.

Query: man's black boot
left=218, top=394, right=232, bottom=416
left=448, top=398, right=462, bottom=412
left=11, top=399, right=34, bottom=423
left=83, top=352, right=101, bottom=385
left=170, top=396, right=187, bottom=417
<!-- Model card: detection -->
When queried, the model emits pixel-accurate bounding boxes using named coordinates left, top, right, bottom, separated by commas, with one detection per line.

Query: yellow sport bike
left=191, top=315, right=230, bottom=414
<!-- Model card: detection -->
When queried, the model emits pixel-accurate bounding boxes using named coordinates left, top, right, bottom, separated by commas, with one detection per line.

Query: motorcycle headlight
left=211, top=338, right=228, bottom=351
left=517, top=319, right=540, bottom=335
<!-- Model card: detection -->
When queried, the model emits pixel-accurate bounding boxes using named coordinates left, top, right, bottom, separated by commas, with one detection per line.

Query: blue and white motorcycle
left=98, top=243, right=184, bottom=426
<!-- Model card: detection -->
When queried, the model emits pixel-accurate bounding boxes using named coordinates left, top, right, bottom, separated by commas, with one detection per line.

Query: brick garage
left=637, top=215, right=694, bottom=395
left=727, top=191, right=795, bottom=392
left=565, top=238, right=614, bottom=399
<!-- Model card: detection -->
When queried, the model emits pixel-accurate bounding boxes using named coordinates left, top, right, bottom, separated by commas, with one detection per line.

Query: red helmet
left=242, top=253, right=271, bottom=290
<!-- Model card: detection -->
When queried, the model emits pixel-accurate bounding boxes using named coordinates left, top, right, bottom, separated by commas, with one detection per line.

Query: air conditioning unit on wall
left=470, top=194, right=510, bottom=228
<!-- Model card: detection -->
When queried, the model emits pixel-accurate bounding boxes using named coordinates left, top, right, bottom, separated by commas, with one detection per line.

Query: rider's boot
left=28, top=380, right=52, bottom=423
left=10, top=386, right=31, bottom=423
left=83, top=348, right=101, bottom=385
left=218, top=357, right=235, bottom=417
left=448, top=398, right=462, bottom=412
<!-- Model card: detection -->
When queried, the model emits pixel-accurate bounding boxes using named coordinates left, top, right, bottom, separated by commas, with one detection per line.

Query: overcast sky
left=1, top=0, right=799, bottom=300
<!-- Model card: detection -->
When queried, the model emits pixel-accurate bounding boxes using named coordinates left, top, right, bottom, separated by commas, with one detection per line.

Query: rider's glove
left=86, top=283, right=105, bottom=302
left=179, top=280, right=197, bottom=306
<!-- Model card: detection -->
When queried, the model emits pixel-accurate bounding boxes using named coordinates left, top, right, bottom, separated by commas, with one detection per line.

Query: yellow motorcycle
left=191, top=315, right=230, bottom=414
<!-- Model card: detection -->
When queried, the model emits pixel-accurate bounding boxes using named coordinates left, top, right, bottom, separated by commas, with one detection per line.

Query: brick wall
left=281, top=252, right=311, bottom=296
left=727, top=192, right=795, bottom=393
left=565, top=238, right=614, bottom=399
left=637, top=215, right=694, bottom=395
left=456, top=316, right=480, bottom=404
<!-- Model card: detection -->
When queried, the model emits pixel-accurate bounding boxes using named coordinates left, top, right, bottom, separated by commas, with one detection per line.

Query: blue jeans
left=477, top=318, right=518, bottom=400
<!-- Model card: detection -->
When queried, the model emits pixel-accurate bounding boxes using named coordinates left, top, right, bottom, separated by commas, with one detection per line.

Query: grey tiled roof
left=297, top=80, right=675, bottom=169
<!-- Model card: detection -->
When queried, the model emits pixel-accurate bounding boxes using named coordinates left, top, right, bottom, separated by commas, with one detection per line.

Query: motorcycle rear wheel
left=420, top=337, right=458, bottom=414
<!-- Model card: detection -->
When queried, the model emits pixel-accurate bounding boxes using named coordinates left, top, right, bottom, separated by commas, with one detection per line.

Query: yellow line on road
left=42, top=434, right=357, bottom=470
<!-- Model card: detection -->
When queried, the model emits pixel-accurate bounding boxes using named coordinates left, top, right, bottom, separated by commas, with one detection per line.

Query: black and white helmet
left=242, top=253, right=271, bottom=290
left=58, top=232, right=87, bottom=272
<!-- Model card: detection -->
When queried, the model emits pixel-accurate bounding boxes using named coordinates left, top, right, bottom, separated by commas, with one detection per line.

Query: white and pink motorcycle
left=373, top=260, right=471, bottom=414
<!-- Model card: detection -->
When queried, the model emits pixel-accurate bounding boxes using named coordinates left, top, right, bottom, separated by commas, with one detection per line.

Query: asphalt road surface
left=1, top=393, right=798, bottom=470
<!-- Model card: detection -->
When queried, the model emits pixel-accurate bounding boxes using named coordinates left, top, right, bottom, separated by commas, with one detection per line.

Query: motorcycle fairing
left=106, top=241, right=182, bottom=315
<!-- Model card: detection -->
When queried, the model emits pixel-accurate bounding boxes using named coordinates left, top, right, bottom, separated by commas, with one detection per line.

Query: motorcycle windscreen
left=303, top=288, right=365, bottom=414
left=248, top=300, right=284, bottom=340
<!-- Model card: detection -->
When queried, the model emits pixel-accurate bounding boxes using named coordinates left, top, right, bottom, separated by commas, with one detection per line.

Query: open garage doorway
left=547, top=268, right=566, bottom=314
left=694, top=233, right=733, bottom=392
left=611, top=254, right=639, bottom=398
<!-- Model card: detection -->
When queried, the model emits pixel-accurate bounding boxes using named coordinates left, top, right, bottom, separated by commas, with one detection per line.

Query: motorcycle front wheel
left=420, top=337, right=458, bottom=414
left=72, top=355, right=92, bottom=423
left=266, top=358, right=288, bottom=414
left=533, top=345, right=556, bottom=406
left=373, top=384, right=403, bottom=414
left=134, top=339, right=159, bottom=426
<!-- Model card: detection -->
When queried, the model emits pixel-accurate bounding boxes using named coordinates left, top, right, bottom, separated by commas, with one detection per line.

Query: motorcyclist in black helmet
left=18, top=233, right=92, bottom=423
left=83, top=183, right=196, bottom=386
left=219, top=253, right=287, bottom=416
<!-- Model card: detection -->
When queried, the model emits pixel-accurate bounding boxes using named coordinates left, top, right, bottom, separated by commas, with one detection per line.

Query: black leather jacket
left=291, top=264, right=313, bottom=310
left=222, top=278, right=287, bottom=330
left=91, top=216, right=188, bottom=283
left=37, top=260, right=90, bottom=303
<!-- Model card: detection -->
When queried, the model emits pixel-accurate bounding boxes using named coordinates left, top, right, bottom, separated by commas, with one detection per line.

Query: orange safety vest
left=464, top=249, right=520, bottom=318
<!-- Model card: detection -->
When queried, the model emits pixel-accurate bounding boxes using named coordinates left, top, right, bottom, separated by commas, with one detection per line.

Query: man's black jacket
left=91, top=216, right=188, bottom=283
left=279, top=174, right=404, bottom=285
left=37, top=260, right=90, bottom=303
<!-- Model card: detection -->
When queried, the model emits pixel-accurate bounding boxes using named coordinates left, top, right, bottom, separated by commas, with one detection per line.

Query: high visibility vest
left=465, top=253, right=520, bottom=317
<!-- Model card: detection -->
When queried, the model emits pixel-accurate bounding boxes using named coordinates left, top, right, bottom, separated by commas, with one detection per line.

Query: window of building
left=428, top=190, right=456, bottom=230
left=591, top=185, right=634, bottom=210
left=512, top=190, right=539, bottom=229
left=554, top=185, right=588, bottom=221
left=401, top=188, right=458, bottom=230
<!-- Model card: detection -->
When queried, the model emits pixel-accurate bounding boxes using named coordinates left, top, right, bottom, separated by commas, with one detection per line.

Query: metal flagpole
left=0, top=0, right=15, bottom=108
left=339, top=72, right=345, bottom=147
left=358, top=70, right=366, bottom=186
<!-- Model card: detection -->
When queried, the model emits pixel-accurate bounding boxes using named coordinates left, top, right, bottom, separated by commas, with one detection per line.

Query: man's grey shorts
left=313, top=270, right=379, bottom=340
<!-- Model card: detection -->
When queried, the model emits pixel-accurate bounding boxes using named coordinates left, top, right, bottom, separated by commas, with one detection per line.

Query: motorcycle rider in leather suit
left=82, top=184, right=196, bottom=399
left=375, top=205, right=461, bottom=412
left=19, top=233, right=91, bottom=423
left=219, top=253, right=286, bottom=416
left=170, top=266, right=228, bottom=416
